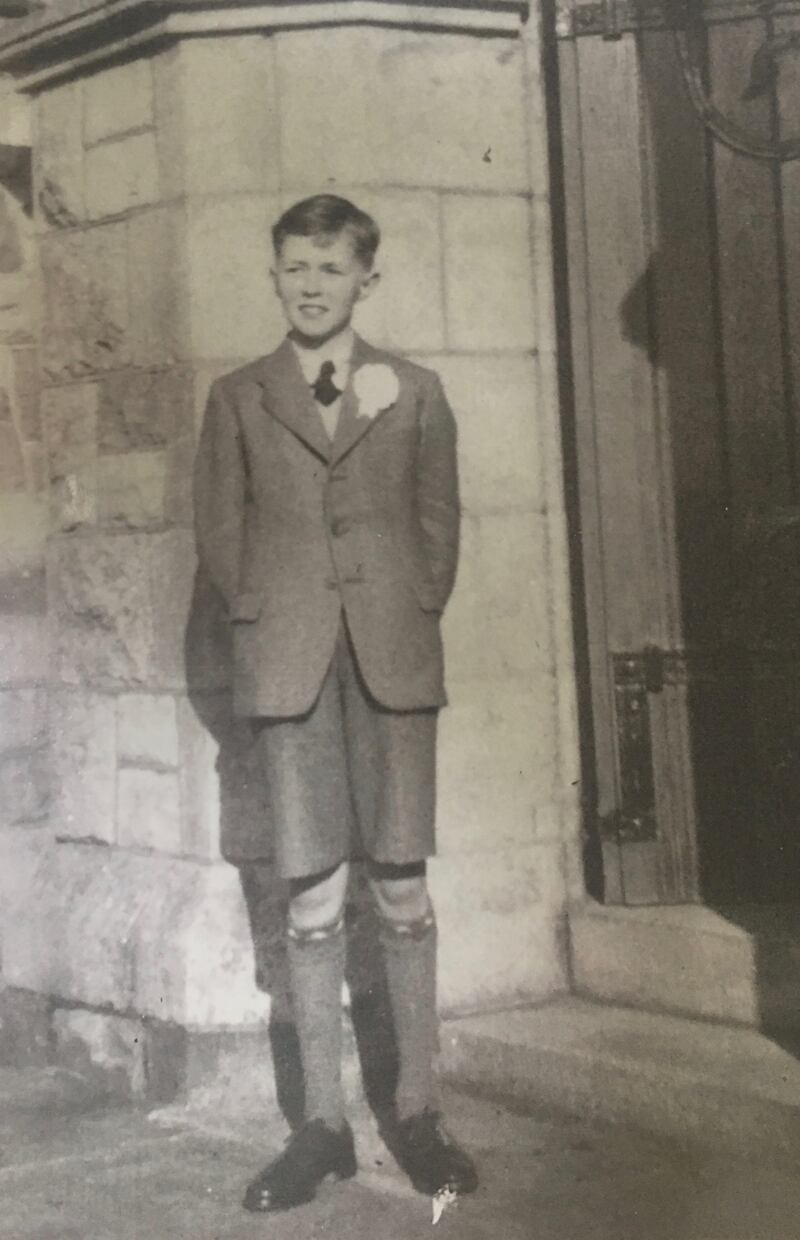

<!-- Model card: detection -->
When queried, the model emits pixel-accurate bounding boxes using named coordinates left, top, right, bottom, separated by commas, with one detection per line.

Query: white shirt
left=290, top=326, right=354, bottom=440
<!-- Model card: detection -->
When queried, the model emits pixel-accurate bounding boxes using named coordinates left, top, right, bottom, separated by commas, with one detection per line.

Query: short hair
left=272, top=195, right=380, bottom=269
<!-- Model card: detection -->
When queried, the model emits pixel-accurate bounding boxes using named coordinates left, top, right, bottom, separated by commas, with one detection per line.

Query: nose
left=301, top=271, right=322, bottom=297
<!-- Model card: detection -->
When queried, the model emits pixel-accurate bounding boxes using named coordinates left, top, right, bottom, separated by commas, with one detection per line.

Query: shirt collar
left=290, top=326, right=355, bottom=386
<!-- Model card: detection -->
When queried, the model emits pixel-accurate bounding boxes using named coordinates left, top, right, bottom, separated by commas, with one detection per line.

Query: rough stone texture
left=176, top=695, right=221, bottom=860
left=117, top=767, right=182, bottom=853
left=0, top=686, right=47, bottom=754
left=326, top=188, right=445, bottom=353
left=2, top=844, right=270, bottom=1027
left=12, top=344, right=40, bottom=442
left=50, top=690, right=116, bottom=844
left=430, top=846, right=568, bottom=1013
left=40, top=224, right=129, bottom=379
left=0, top=422, right=25, bottom=489
left=82, top=58, right=154, bottom=145
left=186, top=194, right=283, bottom=359
left=0, top=614, right=48, bottom=685
left=154, top=36, right=279, bottom=200
left=42, top=382, right=99, bottom=478
left=84, top=131, right=160, bottom=220
left=0, top=493, right=47, bottom=575
left=52, top=1007, right=146, bottom=1097
left=0, top=987, right=52, bottom=1066
left=117, top=693, right=179, bottom=768
left=97, top=365, right=192, bottom=453
left=444, top=511, right=553, bottom=686
left=49, top=529, right=196, bottom=689
left=35, top=78, right=85, bottom=228
left=442, top=194, right=537, bottom=351
left=437, top=689, right=550, bottom=855
left=97, top=451, right=167, bottom=527
left=127, top=208, right=189, bottom=367
left=276, top=28, right=529, bottom=192
left=0, top=748, right=49, bottom=825
left=417, top=353, right=543, bottom=515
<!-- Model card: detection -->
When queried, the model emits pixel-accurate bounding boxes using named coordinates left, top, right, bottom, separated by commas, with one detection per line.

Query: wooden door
left=555, top=0, right=800, bottom=905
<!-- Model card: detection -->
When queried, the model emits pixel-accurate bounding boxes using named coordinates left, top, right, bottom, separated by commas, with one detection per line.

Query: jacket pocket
left=230, top=592, right=262, bottom=623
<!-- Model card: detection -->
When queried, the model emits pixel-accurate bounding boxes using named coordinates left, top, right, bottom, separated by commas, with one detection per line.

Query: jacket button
left=330, top=517, right=350, bottom=537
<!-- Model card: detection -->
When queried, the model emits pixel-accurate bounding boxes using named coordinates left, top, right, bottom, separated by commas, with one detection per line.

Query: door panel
left=556, top=0, right=800, bottom=904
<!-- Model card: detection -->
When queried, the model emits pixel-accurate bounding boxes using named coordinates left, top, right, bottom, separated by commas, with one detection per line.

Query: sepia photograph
left=0, top=0, right=798, bottom=1235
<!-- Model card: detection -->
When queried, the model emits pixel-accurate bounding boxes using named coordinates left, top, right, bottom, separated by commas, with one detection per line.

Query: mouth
left=298, top=305, right=328, bottom=318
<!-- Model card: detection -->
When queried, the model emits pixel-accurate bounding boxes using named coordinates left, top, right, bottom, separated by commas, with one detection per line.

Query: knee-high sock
left=287, top=922, right=346, bottom=1131
left=380, top=916, right=438, bottom=1121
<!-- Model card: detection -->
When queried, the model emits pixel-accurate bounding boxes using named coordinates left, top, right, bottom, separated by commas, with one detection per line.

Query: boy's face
left=271, top=231, right=379, bottom=345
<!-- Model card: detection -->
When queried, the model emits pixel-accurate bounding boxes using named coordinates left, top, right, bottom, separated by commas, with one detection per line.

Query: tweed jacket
left=193, top=334, right=460, bottom=717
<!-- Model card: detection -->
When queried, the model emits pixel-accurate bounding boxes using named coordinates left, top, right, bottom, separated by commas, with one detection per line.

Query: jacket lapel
left=330, top=335, right=399, bottom=465
left=255, top=339, right=331, bottom=462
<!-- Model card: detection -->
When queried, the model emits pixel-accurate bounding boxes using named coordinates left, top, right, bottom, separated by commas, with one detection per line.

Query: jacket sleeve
left=193, top=379, right=246, bottom=610
left=417, top=371, right=460, bottom=611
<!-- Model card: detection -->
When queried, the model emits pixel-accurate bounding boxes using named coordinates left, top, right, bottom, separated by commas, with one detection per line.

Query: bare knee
left=288, top=862, right=349, bottom=936
left=369, top=873, right=432, bottom=927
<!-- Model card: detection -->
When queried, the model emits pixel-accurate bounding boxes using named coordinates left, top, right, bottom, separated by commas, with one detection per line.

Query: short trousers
left=252, top=620, right=438, bottom=879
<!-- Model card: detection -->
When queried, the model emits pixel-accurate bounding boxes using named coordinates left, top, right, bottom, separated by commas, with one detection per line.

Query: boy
left=194, top=195, right=477, bottom=1212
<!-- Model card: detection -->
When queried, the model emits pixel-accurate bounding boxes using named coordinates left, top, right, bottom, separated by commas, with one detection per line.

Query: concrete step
left=569, top=900, right=800, bottom=1030
left=440, top=996, right=800, bottom=1164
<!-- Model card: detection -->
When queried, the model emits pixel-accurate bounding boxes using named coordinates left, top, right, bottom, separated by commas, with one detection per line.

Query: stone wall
left=0, top=75, right=50, bottom=964
left=0, top=9, right=581, bottom=1078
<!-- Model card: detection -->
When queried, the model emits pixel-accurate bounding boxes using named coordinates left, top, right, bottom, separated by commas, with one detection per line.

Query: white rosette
left=352, top=363, right=400, bottom=419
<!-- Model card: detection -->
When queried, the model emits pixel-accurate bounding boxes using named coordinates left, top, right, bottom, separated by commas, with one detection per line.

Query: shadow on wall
left=183, top=565, right=401, bottom=1128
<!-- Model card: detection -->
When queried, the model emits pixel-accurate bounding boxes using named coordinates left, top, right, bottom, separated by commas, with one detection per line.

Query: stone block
left=429, top=845, right=568, bottom=1013
left=117, top=693, right=179, bottom=768
left=35, top=78, right=85, bottom=228
left=2, top=844, right=270, bottom=1027
left=50, top=690, right=116, bottom=844
left=97, top=451, right=168, bottom=528
left=443, top=511, right=553, bottom=686
left=84, top=131, right=160, bottom=221
left=0, top=493, right=47, bottom=574
left=436, top=686, right=553, bottom=855
left=0, top=687, right=47, bottom=754
left=117, top=767, right=182, bottom=853
left=316, top=188, right=444, bottom=353
left=413, top=353, right=542, bottom=515
left=98, top=366, right=192, bottom=453
left=0, top=987, right=52, bottom=1068
left=40, top=224, right=129, bottom=380
left=442, top=195, right=536, bottom=351
left=0, top=748, right=48, bottom=826
left=176, top=695, right=221, bottom=860
left=12, top=345, right=40, bottom=442
left=42, top=382, right=99, bottom=479
left=49, top=528, right=196, bottom=689
left=276, top=29, right=528, bottom=193
left=0, top=423, right=25, bottom=489
left=155, top=36, right=279, bottom=200
left=127, top=207, right=189, bottom=366
left=52, top=1007, right=146, bottom=1098
left=186, top=195, right=283, bottom=360
left=82, top=58, right=154, bottom=145
left=0, top=614, right=47, bottom=684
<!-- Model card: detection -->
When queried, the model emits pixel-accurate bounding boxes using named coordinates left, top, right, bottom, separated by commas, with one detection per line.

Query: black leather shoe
left=242, top=1119, right=357, bottom=1213
left=384, top=1108, right=479, bottom=1196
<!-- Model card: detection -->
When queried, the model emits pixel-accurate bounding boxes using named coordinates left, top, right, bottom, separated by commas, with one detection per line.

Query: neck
left=289, top=324, right=354, bottom=351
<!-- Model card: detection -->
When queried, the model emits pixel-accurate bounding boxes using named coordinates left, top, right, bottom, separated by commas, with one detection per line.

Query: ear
left=269, top=267, right=279, bottom=296
left=358, top=269, right=380, bottom=303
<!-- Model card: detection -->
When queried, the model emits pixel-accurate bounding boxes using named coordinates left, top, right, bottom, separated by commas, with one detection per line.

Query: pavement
left=3, top=1064, right=800, bottom=1240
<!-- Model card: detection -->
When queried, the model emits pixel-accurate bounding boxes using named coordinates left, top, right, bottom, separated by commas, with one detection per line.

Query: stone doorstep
left=569, top=900, right=800, bottom=1032
left=439, top=997, right=800, bottom=1166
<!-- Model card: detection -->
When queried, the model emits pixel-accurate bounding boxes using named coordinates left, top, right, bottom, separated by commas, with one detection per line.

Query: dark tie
left=311, top=360, right=341, bottom=407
